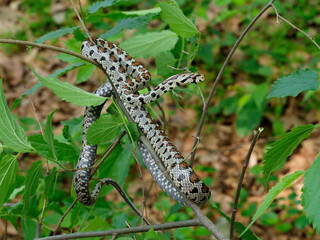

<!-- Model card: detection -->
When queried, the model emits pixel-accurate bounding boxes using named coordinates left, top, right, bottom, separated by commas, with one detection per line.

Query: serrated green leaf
left=101, top=15, right=152, bottom=39
left=62, top=116, right=83, bottom=141
left=76, top=64, right=96, bottom=84
left=119, top=30, right=178, bottom=58
left=51, top=63, right=84, bottom=78
left=125, top=122, right=140, bottom=142
left=44, top=168, right=57, bottom=200
left=159, top=1, right=198, bottom=38
left=0, top=80, right=34, bottom=152
left=35, top=27, right=78, bottom=43
left=302, top=154, right=320, bottom=233
left=43, top=110, right=57, bottom=160
left=100, top=14, right=154, bottom=39
left=89, top=0, right=122, bottom=13
left=86, top=115, right=122, bottom=145
left=30, top=66, right=106, bottom=106
left=99, top=145, right=131, bottom=186
left=22, top=161, right=43, bottom=216
left=240, top=171, right=304, bottom=237
left=263, top=124, right=318, bottom=184
left=55, top=53, right=83, bottom=64
left=107, top=101, right=120, bottom=117
left=267, top=69, right=319, bottom=99
left=29, top=134, right=78, bottom=163
left=155, top=51, right=176, bottom=76
left=0, top=155, right=18, bottom=209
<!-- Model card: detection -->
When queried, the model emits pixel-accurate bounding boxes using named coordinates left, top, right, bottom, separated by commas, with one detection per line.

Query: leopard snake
left=73, top=38, right=211, bottom=207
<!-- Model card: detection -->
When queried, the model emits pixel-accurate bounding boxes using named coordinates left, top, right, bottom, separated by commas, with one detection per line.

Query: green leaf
left=124, top=122, right=140, bottom=142
left=21, top=218, right=36, bottom=240
left=100, top=145, right=132, bottom=186
left=144, top=227, right=159, bottom=239
left=62, top=125, right=72, bottom=142
left=211, top=203, right=261, bottom=240
left=76, top=64, right=96, bottom=84
left=100, top=15, right=154, bottom=39
left=155, top=51, right=176, bottom=77
left=62, top=116, right=83, bottom=141
left=44, top=168, right=57, bottom=200
left=159, top=1, right=198, bottom=38
left=119, top=30, right=179, bottom=58
left=275, top=222, right=292, bottom=232
left=43, top=110, right=57, bottom=160
left=0, top=155, right=18, bottom=209
left=240, top=171, right=304, bottom=237
left=29, top=134, right=78, bottom=163
left=35, top=27, right=78, bottom=43
left=30, top=66, right=107, bottom=106
left=51, top=63, right=84, bottom=78
left=86, top=115, right=122, bottom=145
left=0, top=80, right=34, bottom=152
left=89, top=0, right=122, bottom=13
left=263, top=124, right=318, bottom=184
left=236, top=84, right=268, bottom=136
left=55, top=53, right=83, bottom=64
left=302, top=154, right=320, bottom=233
left=22, top=161, right=43, bottom=216
left=121, top=7, right=161, bottom=16
left=267, top=69, right=319, bottom=99
left=259, top=212, right=279, bottom=226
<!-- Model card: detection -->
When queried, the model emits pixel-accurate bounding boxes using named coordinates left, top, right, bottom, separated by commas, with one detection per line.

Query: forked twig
left=271, top=3, right=320, bottom=50
left=229, top=128, right=263, bottom=240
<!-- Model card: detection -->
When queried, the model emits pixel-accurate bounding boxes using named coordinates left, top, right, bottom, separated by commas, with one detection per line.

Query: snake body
left=73, top=38, right=211, bottom=206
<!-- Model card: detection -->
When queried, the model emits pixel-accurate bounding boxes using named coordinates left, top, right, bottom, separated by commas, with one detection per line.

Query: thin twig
left=154, top=100, right=166, bottom=130
left=91, top=178, right=151, bottom=225
left=35, top=219, right=201, bottom=240
left=229, top=128, right=263, bottom=240
left=119, top=142, right=149, bottom=225
left=90, top=132, right=126, bottom=177
left=53, top=199, right=77, bottom=235
left=146, top=102, right=165, bottom=130
left=271, top=4, right=320, bottom=50
left=70, top=0, right=93, bottom=43
left=189, top=0, right=276, bottom=166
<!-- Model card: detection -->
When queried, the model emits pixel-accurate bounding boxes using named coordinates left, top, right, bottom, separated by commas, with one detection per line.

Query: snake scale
left=73, top=38, right=211, bottom=207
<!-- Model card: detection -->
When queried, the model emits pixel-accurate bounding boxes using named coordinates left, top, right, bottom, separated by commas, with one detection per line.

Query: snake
left=73, top=38, right=211, bottom=208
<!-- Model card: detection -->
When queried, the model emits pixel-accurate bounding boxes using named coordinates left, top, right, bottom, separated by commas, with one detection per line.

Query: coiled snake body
left=73, top=38, right=211, bottom=207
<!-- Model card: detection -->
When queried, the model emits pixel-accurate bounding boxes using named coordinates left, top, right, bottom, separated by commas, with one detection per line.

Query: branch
left=229, top=128, right=263, bottom=240
left=271, top=4, right=320, bottom=50
left=35, top=219, right=201, bottom=240
left=0, top=39, right=101, bottom=70
left=189, top=0, right=276, bottom=166
left=53, top=199, right=77, bottom=235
